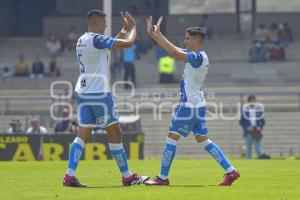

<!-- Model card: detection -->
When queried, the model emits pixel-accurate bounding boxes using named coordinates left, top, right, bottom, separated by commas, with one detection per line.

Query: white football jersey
left=75, top=32, right=116, bottom=93
left=180, top=50, right=209, bottom=107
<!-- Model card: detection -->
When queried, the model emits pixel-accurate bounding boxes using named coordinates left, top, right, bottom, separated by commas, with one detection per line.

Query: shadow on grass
left=169, top=184, right=217, bottom=188
left=74, top=184, right=217, bottom=189
left=84, top=186, right=125, bottom=189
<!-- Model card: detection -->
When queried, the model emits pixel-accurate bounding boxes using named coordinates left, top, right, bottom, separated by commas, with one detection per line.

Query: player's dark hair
left=186, top=27, right=206, bottom=40
left=87, top=9, right=106, bottom=20
left=247, top=95, right=256, bottom=102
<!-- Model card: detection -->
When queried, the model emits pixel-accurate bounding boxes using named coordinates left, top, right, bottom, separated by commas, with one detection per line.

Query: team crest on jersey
left=96, top=115, right=111, bottom=126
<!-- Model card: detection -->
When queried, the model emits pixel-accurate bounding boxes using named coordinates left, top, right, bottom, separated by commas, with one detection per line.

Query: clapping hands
left=120, top=12, right=136, bottom=31
left=146, top=16, right=163, bottom=38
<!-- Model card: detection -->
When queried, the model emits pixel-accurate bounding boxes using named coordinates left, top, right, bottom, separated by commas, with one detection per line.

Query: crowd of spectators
left=45, top=26, right=79, bottom=56
left=4, top=118, right=47, bottom=134
left=1, top=54, right=60, bottom=80
left=1, top=26, right=78, bottom=81
left=3, top=108, right=79, bottom=134
left=249, top=22, right=293, bottom=63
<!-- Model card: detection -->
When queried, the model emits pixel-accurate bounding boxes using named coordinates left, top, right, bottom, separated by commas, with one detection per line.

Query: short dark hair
left=87, top=9, right=106, bottom=20
left=186, top=27, right=206, bottom=40
left=247, top=95, right=256, bottom=102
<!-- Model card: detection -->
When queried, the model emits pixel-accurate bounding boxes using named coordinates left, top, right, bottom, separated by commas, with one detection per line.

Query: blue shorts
left=169, top=105, right=208, bottom=137
left=76, top=92, right=118, bottom=128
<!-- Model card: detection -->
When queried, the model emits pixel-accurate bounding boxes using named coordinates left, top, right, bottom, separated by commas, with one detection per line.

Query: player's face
left=249, top=99, right=256, bottom=107
left=184, top=33, right=201, bottom=51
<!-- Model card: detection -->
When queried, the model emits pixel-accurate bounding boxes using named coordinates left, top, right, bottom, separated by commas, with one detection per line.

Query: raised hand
left=125, top=12, right=136, bottom=29
left=146, top=16, right=154, bottom=36
left=120, top=12, right=129, bottom=31
left=147, top=16, right=163, bottom=38
left=154, top=16, right=163, bottom=34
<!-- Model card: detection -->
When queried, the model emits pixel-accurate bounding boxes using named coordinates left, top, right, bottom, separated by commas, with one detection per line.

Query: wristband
left=121, top=29, right=127, bottom=34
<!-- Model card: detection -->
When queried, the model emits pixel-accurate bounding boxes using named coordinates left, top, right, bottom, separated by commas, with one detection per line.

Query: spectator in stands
left=123, top=43, right=137, bottom=89
left=267, top=23, right=279, bottom=43
left=254, top=23, right=268, bottom=43
left=48, top=57, right=60, bottom=77
left=249, top=41, right=267, bottom=63
left=46, top=35, right=62, bottom=57
left=54, top=108, right=72, bottom=133
left=30, top=55, right=45, bottom=79
left=65, top=25, right=78, bottom=52
left=5, top=119, right=25, bottom=134
left=200, top=14, right=213, bottom=39
left=27, top=118, right=48, bottom=134
left=239, top=95, right=265, bottom=159
left=59, top=36, right=66, bottom=52
left=268, top=42, right=285, bottom=61
left=15, top=54, right=29, bottom=77
left=2, top=66, right=12, bottom=81
left=278, top=22, right=293, bottom=48
left=159, top=51, right=176, bottom=83
left=282, top=22, right=293, bottom=42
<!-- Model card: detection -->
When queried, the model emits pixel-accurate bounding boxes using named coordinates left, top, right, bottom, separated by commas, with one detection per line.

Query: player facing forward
left=63, top=10, right=149, bottom=187
left=144, top=16, right=240, bottom=186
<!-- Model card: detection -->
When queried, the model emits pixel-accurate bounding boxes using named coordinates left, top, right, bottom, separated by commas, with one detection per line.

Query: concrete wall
left=167, top=14, right=237, bottom=36
left=56, top=0, right=102, bottom=15
left=0, top=0, right=15, bottom=36
left=43, top=14, right=237, bottom=38
left=43, top=12, right=300, bottom=38
left=43, top=15, right=150, bottom=39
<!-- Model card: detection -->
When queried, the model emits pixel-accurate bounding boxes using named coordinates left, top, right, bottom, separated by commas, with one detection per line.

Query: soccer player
left=144, top=16, right=240, bottom=186
left=63, top=10, right=149, bottom=187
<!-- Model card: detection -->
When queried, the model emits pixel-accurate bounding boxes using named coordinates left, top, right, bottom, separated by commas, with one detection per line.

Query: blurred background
left=0, top=0, right=300, bottom=160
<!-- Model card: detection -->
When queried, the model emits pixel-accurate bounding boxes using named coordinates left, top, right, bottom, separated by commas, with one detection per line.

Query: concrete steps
left=141, top=112, right=300, bottom=158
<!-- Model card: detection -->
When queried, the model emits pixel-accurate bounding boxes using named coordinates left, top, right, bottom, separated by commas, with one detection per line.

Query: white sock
left=122, top=171, right=132, bottom=178
left=159, top=175, right=168, bottom=180
left=225, top=166, right=235, bottom=174
left=200, top=139, right=212, bottom=148
left=67, top=168, right=75, bottom=176
left=74, top=137, right=85, bottom=148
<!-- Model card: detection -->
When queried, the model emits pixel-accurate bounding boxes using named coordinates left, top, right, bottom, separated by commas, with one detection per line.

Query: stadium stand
left=1, top=32, right=300, bottom=158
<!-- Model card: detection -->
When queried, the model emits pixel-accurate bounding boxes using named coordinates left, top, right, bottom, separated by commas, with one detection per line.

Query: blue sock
left=109, top=143, right=132, bottom=178
left=67, top=137, right=85, bottom=176
left=202, top=139, right=234, bottom=173
left=159, top=137, right=177, bottom=180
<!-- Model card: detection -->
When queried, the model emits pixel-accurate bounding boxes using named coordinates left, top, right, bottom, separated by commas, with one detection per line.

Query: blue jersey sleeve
left=185, top=51, right=203, bottom=68
left=93, top=35, right=116, bottom=49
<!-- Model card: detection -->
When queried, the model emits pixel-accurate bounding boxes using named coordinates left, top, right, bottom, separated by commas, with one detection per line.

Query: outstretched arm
left=112, top=12, right=137, bottom=49
left=147, top=16, right=187, bottom=61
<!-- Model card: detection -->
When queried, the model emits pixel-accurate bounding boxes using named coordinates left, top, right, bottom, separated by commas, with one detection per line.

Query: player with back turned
left=63, top=10, right=149, bottom=187
left=144, top=16, right=240, bottom=186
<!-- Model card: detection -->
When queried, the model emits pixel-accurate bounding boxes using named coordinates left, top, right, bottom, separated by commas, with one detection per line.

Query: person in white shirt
left=144, top=16, right=239, bottom=186
left=46, top=35, right=62, bottom=57
left=26, top=118, right=47, bottom=134
left=63, top=10, right=149, bottom=188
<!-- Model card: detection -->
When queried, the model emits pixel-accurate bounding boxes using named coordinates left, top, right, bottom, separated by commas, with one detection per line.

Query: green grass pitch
left=1, top=160, right=299, bottom=200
